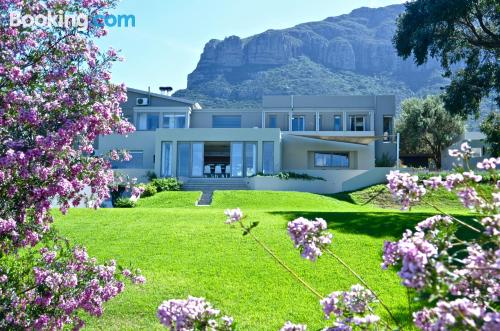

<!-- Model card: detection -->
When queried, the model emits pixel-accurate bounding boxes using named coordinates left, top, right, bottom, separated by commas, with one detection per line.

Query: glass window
left=314, top=152, right=349, bottom=168
left=268, top=115, right=277, bottom=128
left=262, top=142, right=274, bottom=174
left=213, top=115, right=241, bottom=128
left=292, top=116, right=305, bottom=131
left=231, top=142, right=244, bottom=177
left=245, top=142, right=257, bottom=177
left=384, top=116, right=393, bottom=136
left=177, top=142, right=190, bottom=177
left=349, top=116, right=365, bottom=131
left=161, top=142, right=172, bottom=177
left=137, top=113, right=159, bottom=130
left=111, top=150, right=144, bottom=169
left=163, top=114, right=186, bottom=128
left=175, top=115, right=186, bottom=128
left=191, top=143, right=204, bottom=177
left=334, top=115, right=342, bottom=131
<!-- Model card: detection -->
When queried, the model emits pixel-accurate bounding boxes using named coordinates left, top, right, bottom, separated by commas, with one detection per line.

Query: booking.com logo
left=9, top=11, right=136, bottom=31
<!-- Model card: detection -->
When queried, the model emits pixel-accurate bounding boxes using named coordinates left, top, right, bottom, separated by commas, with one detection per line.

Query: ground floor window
left=177, top=142, right=190, bottom=177
left=262, top=141, right=274, bottom=174
left=161, top=142, right=172, bottom=176
left=314, top=152, right=349, bottom=168
left=245, top=142, right=257, bottom=177
left=191, top=142, right=204, bottom=177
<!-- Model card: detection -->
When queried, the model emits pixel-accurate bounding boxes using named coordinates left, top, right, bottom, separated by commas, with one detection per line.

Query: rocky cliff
left=175, top=4, right=446, bottom=108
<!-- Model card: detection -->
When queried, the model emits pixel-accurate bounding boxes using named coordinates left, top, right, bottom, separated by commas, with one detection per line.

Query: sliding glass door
left=191, top=142, right=204, bottom=177
left=231, top=142, right=243, bottom=177
left=245, top=142, right=257, bottom=177
left=161, top=142, right=172, bottom=177
left=177, top=142, right=190, bottom=177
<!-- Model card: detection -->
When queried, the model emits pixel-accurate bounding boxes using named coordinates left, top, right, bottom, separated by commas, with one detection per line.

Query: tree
left=394, top=0, right=500, bottom=118
left=397, top=96, right=465, bottom=169
left=0, top=1, right=143, bottom=329
left=480, top=111, right=500, bottom=156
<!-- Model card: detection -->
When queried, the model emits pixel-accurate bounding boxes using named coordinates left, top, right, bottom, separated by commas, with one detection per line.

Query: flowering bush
left=157, top=296, right=234, bottom=331
left=287, top=217, right=332, bottom=261
left=1, top=0, right=144, bottom=328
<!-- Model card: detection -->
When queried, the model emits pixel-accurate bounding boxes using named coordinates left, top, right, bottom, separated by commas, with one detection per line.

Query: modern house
left=97, top=88, right=398, bottom=193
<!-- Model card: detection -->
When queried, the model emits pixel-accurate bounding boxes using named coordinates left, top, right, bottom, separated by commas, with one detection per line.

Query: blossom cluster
left=157, top=296, right=234, bottom=330
left=224, top=208, right=243, bottom=224
left=386, top=171, right=426, bottom=210
left=0, top=243, right=144, bottom=330
left=287, top=217, right=333, bottom=261
left=320, top=284, right=380, bottom=330
left=280, top=321, right=307, bottom=331
left=414, top=299, right=499, bottom=331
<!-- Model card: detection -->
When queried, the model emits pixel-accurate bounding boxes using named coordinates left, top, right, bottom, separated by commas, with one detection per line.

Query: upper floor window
left=163, top=114, right=186, bottom=128
left=292, top=115, right=305, bottom=131
left=137, top=113, right=159, bottom=131
left=268, top=115, right=277, bottom=128
left=314, top=152, right=349, bottom=168
left=333, top=115, right=342, bottom=131
left=383, top=116, right=393, bottom=140
left=213, top=115, right=241, bottom=128
left=111, top=150, right=144, bottom=169
left=349, top=115, right=366, bottom=131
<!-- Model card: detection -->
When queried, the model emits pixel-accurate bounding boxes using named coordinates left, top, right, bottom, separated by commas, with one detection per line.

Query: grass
left=53, top=188, right=476, bottom=330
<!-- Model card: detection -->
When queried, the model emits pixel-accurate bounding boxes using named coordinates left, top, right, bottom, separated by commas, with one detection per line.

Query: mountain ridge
left=173, top=4, right=447, bottom=109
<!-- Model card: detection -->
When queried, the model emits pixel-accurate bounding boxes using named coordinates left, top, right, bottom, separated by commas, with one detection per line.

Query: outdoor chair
left=204, top=165, right=212, bottom=178
left=225, top=164, right=231, bottom=178
left=215, top=165, right=222, bottom=178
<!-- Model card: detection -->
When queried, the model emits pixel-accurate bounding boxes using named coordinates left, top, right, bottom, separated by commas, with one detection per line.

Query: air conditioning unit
left=136, top=97, right=149, bottom=106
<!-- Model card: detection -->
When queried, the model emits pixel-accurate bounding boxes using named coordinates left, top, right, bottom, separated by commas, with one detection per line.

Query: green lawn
left=54, top=189, right=473, bottom=330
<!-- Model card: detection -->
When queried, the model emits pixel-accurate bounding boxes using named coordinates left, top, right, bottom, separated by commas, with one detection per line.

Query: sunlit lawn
left=54, top=189, right=473, bottom=330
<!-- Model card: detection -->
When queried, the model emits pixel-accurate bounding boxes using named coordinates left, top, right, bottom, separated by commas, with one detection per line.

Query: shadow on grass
left=270, top=211, right=479, bottom=239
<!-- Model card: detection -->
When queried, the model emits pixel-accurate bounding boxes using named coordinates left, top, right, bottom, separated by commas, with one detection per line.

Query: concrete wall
left=281, top=135, right=375, bottom=170
left=248, top=167, right=393, bottom=194
left=441, top=133, right=488, bottom=170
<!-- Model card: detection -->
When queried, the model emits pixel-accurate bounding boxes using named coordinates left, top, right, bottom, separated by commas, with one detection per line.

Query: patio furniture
left=204, top=165, right=212, bottom=178
left=215, top=165, right=222, bottom=178
left=225, top=164, right=231, bottom=178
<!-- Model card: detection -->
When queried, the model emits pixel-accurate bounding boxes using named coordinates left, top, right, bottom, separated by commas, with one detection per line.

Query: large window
left=137, top=113, right=159, bottom=131
left=231, top=142, right=244, bottom=177
left=262, top=141, right=274, bottom=174
left=334, top=115, right=342, bottom=131
left=314, top=152, right=349, bottom=168
left=245, top=142, right=257, bottom=177
left=268, top=115, right=277, bottom=128
left=191, top=143, right=204, bottom=177
left=292, top=116, right=305, bottom=131
left=177, top=142, right=190, bottom=177
left=111, top=150, right=144, bottom=169
left=213, top=115, right=241, bottom=128
left=349, top=115, right=366, bottom=131
left=163, top=114, right=186, bottom=128
left=161, top=142, right=172, bottom=177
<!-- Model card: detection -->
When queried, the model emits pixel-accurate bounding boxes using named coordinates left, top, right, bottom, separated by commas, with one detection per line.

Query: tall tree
left=397, top=96, right=465, bottom=169
left=480, top=111, right=500, bottom=155
left=394, top=0, right=500, bottom=118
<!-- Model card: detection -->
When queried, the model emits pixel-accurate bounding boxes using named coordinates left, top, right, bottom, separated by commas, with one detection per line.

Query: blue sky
left=100, top=0, right=407, bottom=93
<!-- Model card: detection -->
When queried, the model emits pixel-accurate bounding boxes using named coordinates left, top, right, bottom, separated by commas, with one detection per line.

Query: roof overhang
left=297, top=135, right=388, bottom=145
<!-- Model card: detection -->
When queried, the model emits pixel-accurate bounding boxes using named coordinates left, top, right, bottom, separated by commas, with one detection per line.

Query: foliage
left=138, top=183, right=157, bottom=198
left=397, top=95, right=465, bottom=168
left=146, top=171, right=158, bottom=181
left=394, top=0, right=500, bottom=118
left=480, top=111, right=500, bottom=156
left=257, top=171, right=325, bottom=181
left=375, top=153, right=395, bottom=167
left=114, top=197, right=136, bottom=208
left=151, top=177, right=183, bottom=192
left=0, top=0, right=144, bottom=328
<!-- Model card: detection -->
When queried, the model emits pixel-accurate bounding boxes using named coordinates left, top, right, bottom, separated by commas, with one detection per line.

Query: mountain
left=173, top=4, right=448, bottom=109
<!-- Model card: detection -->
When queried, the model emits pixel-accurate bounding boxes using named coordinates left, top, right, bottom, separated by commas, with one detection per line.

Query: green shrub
left=151, top=178, right=182, bottom=192
left=257, top=171, right=325, bottom=181
left=138, top=183, right=157, bottom=198
left=146, top=171, right=157, bottom=181
left=114, top=197, right=136, bottom=208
